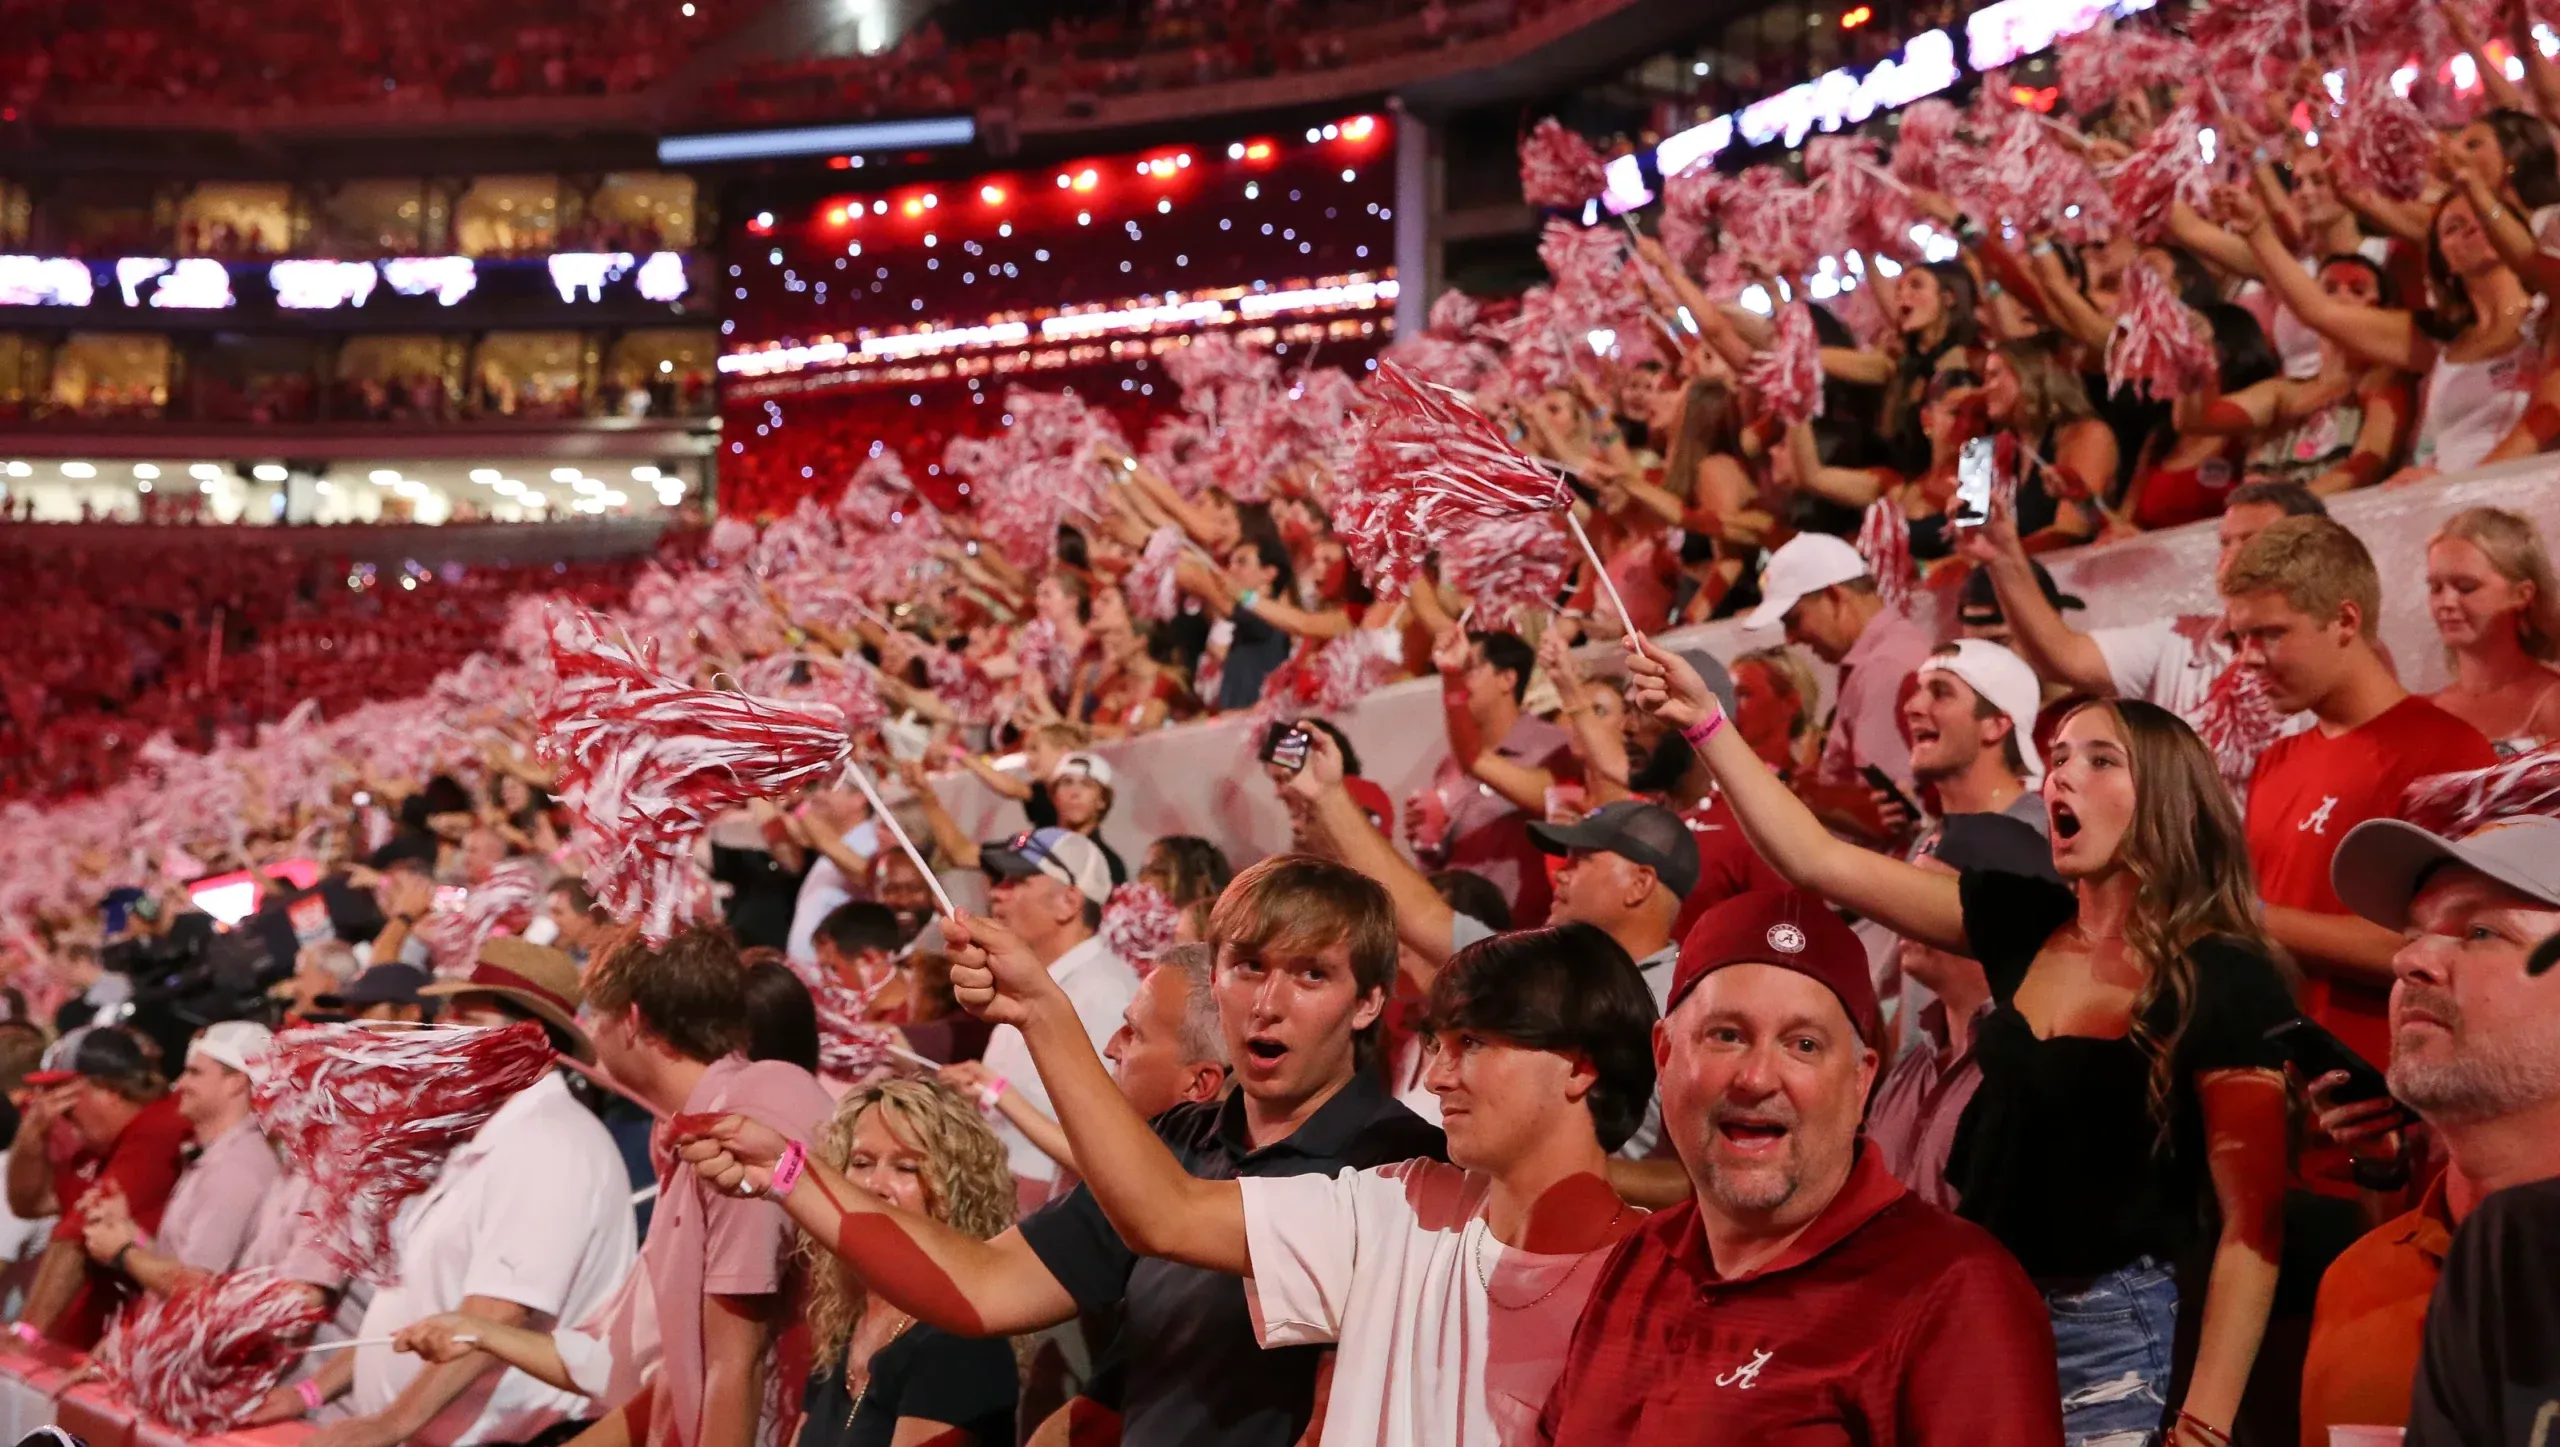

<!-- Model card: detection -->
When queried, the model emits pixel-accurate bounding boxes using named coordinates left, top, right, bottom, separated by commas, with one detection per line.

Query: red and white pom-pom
left=1125, top=526, right=1185, bottom=624
left=1313, top=627, right=1405, bottom=712
left=2332, top=71, right=2436, bottom=202
left=1011, top=617, right=1079, bottom=703
left=1102, top=881, right=1182, bottom=965
left=1442, top=510, right=1573, bottom=628
left=1716, top=168, right=1822, bottom=278
left=922, top=648, right=1001, bottom=727
left=2401, top=746, right=2560, bottom=840
left=2059, top=19, right=2197, bottom=118
left=1519, top=117, right=1607, bottom=210
left=2106, top=262, right=2218, bottom=402
left=836, top=450, right=914, bottom=533
left=1805, top=136, right=1916, bottom=260
left=1335, top=363, right=1574, bottom=598
left=1482, top=288, right=1581, bottom=401
left=253, top=1021, right=560, bottom=1284
left=706, top=515, right=757, bottom=560
left=1745, top=302, right=1825, bottom=429
left=2184, top=631, right=2288, bottom=792
left=1427, top=288, right=1485, bottom=339
left=2190, top=0, right=2309, bottom=98
left=1890, top=99, right=1960, bottom=190
left=1856, top=499, right=1915, bottom=615
left=411, top=859, right=544, bottom=978
left=1658, top=160, right=1726, bottom=273
left=539, top=611, right=853, bottom=941
left=783, top=955, right=903, bottom=1078
left=2105, top=105, right=2210, bottom=243
left=94, top=1270, right=331, bottom=1433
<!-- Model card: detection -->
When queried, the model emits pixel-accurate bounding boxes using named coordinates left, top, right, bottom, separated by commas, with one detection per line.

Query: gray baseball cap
left=2330, top=815, right=2560, bottom=932
left=1527, top=799, right=1702, bottom=899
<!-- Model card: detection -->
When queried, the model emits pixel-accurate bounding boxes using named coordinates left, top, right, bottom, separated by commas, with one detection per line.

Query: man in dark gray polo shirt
left=676, top=854, right=1441, bottom=1447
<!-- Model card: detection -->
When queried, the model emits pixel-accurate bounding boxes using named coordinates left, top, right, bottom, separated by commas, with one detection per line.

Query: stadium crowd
left=10, top=3, right=2560, bottom=1447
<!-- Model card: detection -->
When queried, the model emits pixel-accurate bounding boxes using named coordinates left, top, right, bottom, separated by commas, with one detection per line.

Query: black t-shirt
left=708, top=844, right=807, bottom=953
left=1949, top=870, right=2295, bottom=1280
left=2407, top=1175, right=2560, bottom=1447
left=1023, top=780, right=1059, bottom=830
left=1217, top=610, right=1293, bottom=713
left=1017, top=1073, right=1445, bottom=1447
left=800, top=1327, right=1019, bottom=1447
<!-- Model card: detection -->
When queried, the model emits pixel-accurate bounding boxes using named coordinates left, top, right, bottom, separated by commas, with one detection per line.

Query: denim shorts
left=2044, top=1256, right=2179, bottom=1447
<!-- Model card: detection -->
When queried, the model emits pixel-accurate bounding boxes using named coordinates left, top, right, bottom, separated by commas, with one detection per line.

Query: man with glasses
left=978, top=827, right=1140, bottom=1207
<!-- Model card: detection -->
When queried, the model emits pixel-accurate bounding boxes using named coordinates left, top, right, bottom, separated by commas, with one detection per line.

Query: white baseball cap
left=1917, top=639, right=2045, bottom=785
left=188, top=1020, right=275, bottom=1077
left=1743, top=533, right=1869, bottom=631
left=1050, top=751, right=1116, bottom=791
left=983, top=827, right=1116, bottom=906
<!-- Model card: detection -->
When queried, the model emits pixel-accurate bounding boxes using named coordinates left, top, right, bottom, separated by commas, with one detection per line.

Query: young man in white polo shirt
left=946, top=915, right=1657, bottom=1447
left=973, top=827, right=1141, bottom=1205
left=318, top=939, right=636, bottom=1447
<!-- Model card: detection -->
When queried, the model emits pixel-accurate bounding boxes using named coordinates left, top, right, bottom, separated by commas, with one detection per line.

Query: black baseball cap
left=1527, top=800, right=1703, bottom=899
left=1917, top=812, right=2062, bottom=884
left=1960, top=560, right=2083, bottom=626
left=316, top=963, right=433, bottom=1011
left=24, top=1026, right=153, bottom=1088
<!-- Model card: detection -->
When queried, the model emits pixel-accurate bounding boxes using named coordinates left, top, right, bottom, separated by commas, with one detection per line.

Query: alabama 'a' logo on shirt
left=2297, top=795, right=2340, bottom=835
left=1715, top=1348, right=1774, bottom=1390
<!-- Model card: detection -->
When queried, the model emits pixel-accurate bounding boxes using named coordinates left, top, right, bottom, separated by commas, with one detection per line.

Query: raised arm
left=898, top=760, right=981, bottom=871
left=1281, top=730, right=1458, bottom=978
left=2306, top=372, right=2412, bottom=494
left=2241, top=214, right=2430, bottom=371
left=1624, top=636, right=1968, bottom=952
left=1953, top=516, right=2117, bottom=695
left=1784, top=421, right=1893, bottom=508
left=2177, top=1071, right=2289, bottom=1446
left=676, top=1115, right=1080, bottom=1337
left=946, top=915, right=1251, bottom=1277
left=1540, top=627, right=1631, bottom=800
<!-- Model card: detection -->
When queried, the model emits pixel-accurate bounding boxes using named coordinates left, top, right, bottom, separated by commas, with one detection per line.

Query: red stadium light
left=1244, top=140, right=1275, bottom=161
left=1841, top=6, right=1873, bottom=26
left=901, top=198, right=924, bottom=217
left=2009, top=83, right=2059, bottom=112
left=981, top=184, right=1006, bottom=204
left=1340, top=115, right=1377, bottom=141
left=827, top=156, right=855, bottom=170
left=1072, top=168, right=1099, bottom=192
left=825, top=206, right=849, bottom=225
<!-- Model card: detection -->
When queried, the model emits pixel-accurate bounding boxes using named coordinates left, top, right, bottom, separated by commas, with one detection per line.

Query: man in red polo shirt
left=2224, top=517, right=2497, bottom=1068
left=1538, top=891, right=2059, bottom=1445
left=3, top=1025, right=191, bottom=1348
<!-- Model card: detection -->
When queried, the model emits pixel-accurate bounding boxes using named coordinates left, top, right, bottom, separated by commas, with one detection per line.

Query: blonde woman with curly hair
left=800, top=1079, right=1020, bottom=1447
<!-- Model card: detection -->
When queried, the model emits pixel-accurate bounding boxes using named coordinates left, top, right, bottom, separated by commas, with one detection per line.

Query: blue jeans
left=2045, top=1256, right=2179, bottom=1447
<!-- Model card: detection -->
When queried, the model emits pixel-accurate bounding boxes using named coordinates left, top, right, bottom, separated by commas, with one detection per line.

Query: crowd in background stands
left=0, top=0, right=730, bottom=113
left=0, top=537, right=640, bottom=803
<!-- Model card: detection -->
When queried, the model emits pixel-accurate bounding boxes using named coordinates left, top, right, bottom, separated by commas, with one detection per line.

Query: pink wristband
left=9, top=1323, right=39, bottom=1346
left=1680, top=709, right=1728, bottom=748
left=976, top=1076, right=1009, bottom=1115
left=767, top=1140, right=809, bottom=1200
left=297, top=1378, right=326, bottom=1414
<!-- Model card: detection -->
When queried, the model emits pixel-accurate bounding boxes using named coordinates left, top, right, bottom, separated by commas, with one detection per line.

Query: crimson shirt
left=43, top=1093, right=191, bottom=1348
left=2246, top=696, right=2495, bottom=1065
left=1672, top=791, right=1792, bottom=946
left=1537, top=1149, right=2062, bottom=1446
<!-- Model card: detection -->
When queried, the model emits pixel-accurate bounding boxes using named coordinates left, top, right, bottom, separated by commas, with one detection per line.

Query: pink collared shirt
left=154, top=1117, right=280, bottom=1274
left=1816, top=609, right=1935, bottom=793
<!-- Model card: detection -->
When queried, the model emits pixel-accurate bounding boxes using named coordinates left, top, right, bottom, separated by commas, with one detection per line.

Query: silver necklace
left=1471, top=1203, right=1625, bottom=1311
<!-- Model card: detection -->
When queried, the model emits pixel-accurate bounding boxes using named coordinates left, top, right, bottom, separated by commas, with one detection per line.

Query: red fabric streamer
left=538, top=610, right=853, bottom=941
left=1805, top=136, right=1916, bottom=260
left=1439, top=510, right=1572, bottom=627
left=94, top=1271, right=332, bottom=1433
left=2332, top=71, right=2436, bottom=202
left=1101, top=881, right=1181, bottom=965
left=2107, top=261, right=2218, bottom=402
left=1745, top=302, right=1825, bottom=429
left=1716, top=168, right=1823, bottom=279
left=252, top=1020, right=560, bottom=1285
left=1519, top=117, right=1607, bottom=210
left=2104, top=105, right=2210, bottom=243
left=1856, top=498, right=1915, bottom=615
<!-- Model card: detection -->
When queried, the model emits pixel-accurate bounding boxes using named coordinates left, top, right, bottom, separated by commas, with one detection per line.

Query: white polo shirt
left=978, top=932, right=1140, bottom=1182
left=351, top=1072, right=638, bottom=1446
